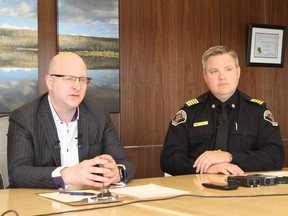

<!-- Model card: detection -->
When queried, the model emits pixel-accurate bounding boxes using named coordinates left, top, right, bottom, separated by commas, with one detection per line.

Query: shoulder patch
left=185, top=98, right=199, bottom=107
left=250, top=98, right=265, bottom=106
left=171, top=110, right=187, bottom=126
left=263, top=110, right=278, bottom=126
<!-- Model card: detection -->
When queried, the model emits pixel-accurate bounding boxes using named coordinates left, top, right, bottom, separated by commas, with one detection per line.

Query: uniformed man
left=160, top=45, right=284, bottom=175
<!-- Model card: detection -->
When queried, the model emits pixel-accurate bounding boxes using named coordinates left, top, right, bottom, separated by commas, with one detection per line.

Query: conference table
left=1, top=171, right=288, bottom=216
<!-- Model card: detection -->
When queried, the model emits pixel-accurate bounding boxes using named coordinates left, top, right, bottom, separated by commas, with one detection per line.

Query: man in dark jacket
left=8, top=52, right=133, bottom=188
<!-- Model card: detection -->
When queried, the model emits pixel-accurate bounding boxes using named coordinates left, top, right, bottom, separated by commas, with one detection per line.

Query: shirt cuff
left=51, top=167, right=66, bottom=189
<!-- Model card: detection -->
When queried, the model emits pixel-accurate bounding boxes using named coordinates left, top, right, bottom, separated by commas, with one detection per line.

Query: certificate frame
left=246, top=23, right=286, bottom=67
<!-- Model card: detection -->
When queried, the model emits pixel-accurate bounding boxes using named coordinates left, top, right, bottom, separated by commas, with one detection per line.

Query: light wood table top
left=1, top=171, right=288, bottom=216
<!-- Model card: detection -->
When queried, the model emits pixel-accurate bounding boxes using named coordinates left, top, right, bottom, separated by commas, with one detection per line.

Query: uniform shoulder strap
left=185, top=92, right=208, bottom=108
left=250, top=98, right=265, bottom=106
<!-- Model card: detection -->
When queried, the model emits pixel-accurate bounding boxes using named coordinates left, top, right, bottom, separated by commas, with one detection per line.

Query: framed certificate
left=246, top=23, right=286, bottom=67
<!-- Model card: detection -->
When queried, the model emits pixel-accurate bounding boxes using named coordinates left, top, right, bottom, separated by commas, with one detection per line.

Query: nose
left=72, top=78, right=81, bottom=90
left=219, top=70, right=226, bottom=79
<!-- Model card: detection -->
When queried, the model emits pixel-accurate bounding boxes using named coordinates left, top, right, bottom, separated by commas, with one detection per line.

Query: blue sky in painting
left=58, top=0, right=119, bottom=38
left=0, top=0, right=37, bottom=30
left=0, top=69, right=37, bottom=81
left=0, top=0, right=118, bottom=38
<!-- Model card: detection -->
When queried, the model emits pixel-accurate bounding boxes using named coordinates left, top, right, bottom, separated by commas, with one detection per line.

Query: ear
left=46, top=74, right=53, bottom=90
left=203, top=71, right=207, bottom=82
left=237, top=66, right=241, bottom=79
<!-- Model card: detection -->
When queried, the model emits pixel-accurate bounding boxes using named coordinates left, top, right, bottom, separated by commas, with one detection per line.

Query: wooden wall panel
left=124, top=146, right=163, bottom=178
left=38, top=0, right=57, bottom=95
left=221, top=0, right=288, bottom=166
left=264, top=0, right=288, bottom=140
left=120, top=0, right=220, bottom=178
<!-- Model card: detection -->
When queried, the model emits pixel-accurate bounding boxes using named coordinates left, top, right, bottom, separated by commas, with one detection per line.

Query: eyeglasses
left=50, top=74, right=92, bottom=85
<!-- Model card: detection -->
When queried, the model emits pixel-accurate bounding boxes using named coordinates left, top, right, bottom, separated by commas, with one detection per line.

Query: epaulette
left=185, top=98, right=199, bottom=107
left=250, top=98, right=265, bottom=106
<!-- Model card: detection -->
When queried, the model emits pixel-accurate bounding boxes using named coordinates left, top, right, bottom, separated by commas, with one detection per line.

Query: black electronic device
left=202, top=182, right=239, bottom=190
left=275, top=176, right=288, bottom=184
left=227, top=175, right=261, bottom=187
left=248, top=174, right=277, bottom=186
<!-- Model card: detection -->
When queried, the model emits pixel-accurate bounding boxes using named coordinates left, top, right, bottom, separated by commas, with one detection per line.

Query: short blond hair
left=202, top=45, right=239, bottom=71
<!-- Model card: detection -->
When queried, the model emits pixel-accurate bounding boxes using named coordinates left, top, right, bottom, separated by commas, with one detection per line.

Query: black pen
left=59, top=191, right=97, bottom=196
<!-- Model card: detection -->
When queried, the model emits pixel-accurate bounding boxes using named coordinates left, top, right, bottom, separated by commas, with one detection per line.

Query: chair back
left=0, top=115, right=9, bottom=189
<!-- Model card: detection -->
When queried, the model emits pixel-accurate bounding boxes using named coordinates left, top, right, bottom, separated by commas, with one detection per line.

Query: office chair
left=0, top=115, right=9, bottom=189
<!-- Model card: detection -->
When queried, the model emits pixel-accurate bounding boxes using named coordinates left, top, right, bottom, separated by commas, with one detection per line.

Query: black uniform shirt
left=160, top=89, right=284, bottom=175
left=209, top=90, right=239, bottom=144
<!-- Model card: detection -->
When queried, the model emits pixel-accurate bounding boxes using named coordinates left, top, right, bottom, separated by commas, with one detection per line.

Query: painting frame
left=57, top=0, right=120, bottom=113
left=246, top=23, right=286, bottom=67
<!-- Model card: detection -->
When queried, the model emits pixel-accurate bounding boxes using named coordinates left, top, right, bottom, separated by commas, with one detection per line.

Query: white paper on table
left=110, top=183, right=190, bottom=198
left=38, top=190, right=99, bottom=203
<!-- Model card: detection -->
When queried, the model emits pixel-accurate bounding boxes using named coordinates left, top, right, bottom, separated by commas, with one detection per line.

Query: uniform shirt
left=160, top=89, right=285, bottom=175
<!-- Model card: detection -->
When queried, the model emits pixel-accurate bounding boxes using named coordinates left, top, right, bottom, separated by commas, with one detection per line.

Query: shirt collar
left=209, top=89, right=239, bottom=110
left=48, top=95, right=79, bottom=123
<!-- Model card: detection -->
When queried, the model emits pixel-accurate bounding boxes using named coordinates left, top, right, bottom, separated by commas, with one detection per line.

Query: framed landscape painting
left=0, top=0, right=38, bottom=113
left=58, top=0, right=119, bottom=112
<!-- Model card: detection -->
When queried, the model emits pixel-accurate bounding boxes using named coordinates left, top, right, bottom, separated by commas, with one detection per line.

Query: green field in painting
left=0, top=28, right=119, bottom=69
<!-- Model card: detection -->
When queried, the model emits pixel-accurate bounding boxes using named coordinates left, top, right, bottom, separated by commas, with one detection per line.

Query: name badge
left=193, top=121, right=208, bottom=127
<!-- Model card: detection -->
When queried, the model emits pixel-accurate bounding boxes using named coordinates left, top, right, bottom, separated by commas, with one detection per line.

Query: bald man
left=7, top=52, right=134, bottom=189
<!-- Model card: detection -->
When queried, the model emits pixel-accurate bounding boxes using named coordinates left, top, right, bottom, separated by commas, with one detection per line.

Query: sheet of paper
left=110, top=183, right=190, bottom=198
left=38, top=190, right=99, bottom=203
